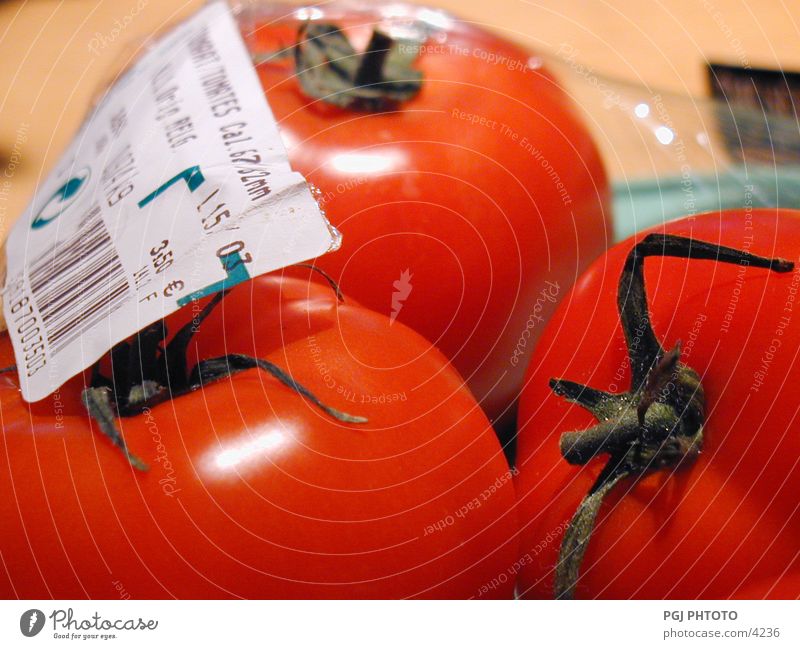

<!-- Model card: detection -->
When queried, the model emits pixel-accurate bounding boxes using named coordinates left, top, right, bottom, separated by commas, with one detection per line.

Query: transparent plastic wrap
left=532, top=53, right=800, bottom=239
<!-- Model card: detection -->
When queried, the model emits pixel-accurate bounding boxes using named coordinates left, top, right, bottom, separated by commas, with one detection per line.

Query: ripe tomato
left=0, top=274, right=518, bottom=598
left=239, top=1, right=611, bottom=435
left=515, top=209, right=800, bottom=599
left=732, top=572, right=800, bottom=599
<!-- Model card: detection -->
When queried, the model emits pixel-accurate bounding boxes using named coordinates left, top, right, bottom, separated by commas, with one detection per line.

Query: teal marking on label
left=138, top=166, right=205, bottom=208
left=31, top=170, right=90, bottom=229
left=177, top=252, right=250, bottom=307
left=56, top=177, right=84, bottom=201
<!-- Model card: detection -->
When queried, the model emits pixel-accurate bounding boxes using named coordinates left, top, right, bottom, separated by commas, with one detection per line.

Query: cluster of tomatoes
left=2, top=1, right=799, bottom=599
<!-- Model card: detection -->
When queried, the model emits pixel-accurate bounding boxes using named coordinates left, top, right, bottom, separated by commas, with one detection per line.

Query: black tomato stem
left=81, top=289, right=366, bottom=472
left=550, top=233, right=794, bottom=600
left=292, top=22, right=423, bottom=111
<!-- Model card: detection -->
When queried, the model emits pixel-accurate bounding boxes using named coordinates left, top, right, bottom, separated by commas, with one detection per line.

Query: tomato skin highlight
left=515, top=209, right=800, bottom=599
left=241, top=2, right=611, bottom=432
left=0, top=275, right=518, bottom=599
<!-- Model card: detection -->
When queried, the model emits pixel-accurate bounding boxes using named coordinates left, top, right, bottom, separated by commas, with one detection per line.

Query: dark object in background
left=708, top=62, right=800, bottom=164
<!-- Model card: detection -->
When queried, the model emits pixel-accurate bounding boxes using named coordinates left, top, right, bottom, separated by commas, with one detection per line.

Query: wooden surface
left=1, top=0, right=798, bottom=240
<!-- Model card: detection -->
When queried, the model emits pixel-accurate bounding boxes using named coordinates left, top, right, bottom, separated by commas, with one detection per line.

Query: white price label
left=2, top=2, right=340, bottom=402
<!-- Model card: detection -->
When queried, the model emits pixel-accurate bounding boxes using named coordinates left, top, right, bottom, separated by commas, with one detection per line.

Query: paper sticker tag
left=3, top=2, right=340, bottom=402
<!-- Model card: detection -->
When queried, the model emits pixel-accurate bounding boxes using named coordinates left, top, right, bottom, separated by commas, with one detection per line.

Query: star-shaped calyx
left=549, top=233, right=794, bottom=600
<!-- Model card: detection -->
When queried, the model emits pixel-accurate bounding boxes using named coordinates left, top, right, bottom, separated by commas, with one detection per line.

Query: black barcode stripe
left=29, top=226, right=113, bottom=294
left=44, top=281, right=129, bottom=353
left=28, top=206, right=130, bottom=355
left=33, top=249, right=120, bottom=315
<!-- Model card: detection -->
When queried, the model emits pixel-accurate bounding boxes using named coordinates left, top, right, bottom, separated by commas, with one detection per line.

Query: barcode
left=28, top=205, right=130, bottom=355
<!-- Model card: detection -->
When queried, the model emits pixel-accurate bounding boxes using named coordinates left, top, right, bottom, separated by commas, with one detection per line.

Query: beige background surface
left=1, top=0, right=798, bottom=240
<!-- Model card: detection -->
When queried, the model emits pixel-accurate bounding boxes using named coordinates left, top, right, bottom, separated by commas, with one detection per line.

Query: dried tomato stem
left=293, top=22, right=422, bottom=111
left=555, top=464, right=629, bottom=600
left=550, top=233, right=794, bottom=599
left=82, top=288, right=367, bottom=470
left=81, top=387, right=149, bottom=472
left=619, top=233, right=793, bottom=389
left=354, top=30, right=393, bottom=88
left=293, top=263, right=345, bottom=303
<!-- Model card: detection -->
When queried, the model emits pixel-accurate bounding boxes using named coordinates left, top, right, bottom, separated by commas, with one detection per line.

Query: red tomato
left=515, top=209, right=800, bottom=599
left=732, top=572, right=800, bottom=599
left=239, top=1, right=611, bottom=434
left=0, top=274, right=518, bottom=598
